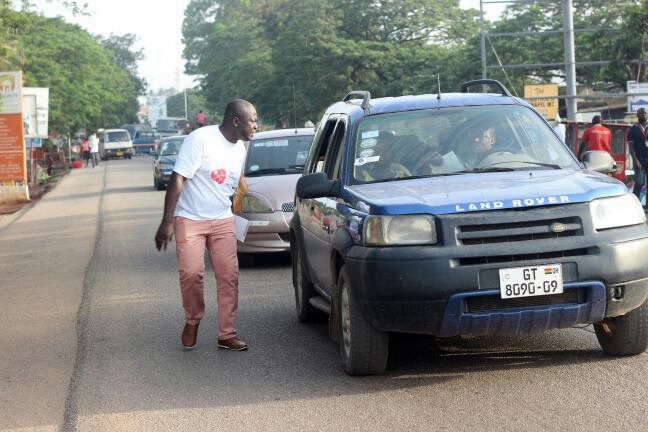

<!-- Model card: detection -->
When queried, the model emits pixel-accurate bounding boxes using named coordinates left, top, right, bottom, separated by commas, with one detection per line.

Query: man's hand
left=155, top=219, right=174, bottom=251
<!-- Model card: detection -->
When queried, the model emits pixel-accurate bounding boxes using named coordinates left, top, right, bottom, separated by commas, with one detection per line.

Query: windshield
left=160, top=138, right=184, bottom=156
left=245, top=135, right=314, bottom=176
left=106, top=131, right=130, bottom=143
left=351, top=105, right=578, bottom=184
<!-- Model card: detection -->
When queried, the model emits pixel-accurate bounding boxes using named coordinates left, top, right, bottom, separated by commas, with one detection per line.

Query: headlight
left=590, top=193, right=646, bottom=230
left=363, top=215, right=437, bottom=246
left=241, top=194, right=273, bottom=213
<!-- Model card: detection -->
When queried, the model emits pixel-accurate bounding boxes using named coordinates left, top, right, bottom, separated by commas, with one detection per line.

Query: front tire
left=595, top=300, right=648, bottom=356
left=292, top=240, right=324, bottom=323
left=337, top=265, right=388, bottom=375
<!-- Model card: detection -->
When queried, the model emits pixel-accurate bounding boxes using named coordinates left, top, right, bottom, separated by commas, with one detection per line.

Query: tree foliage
left=167, top=89, right=217, bottom=124
left=183, top=0, right=646, bottom=124
left=15, top=12, right=140, bottom=133
left=0, top=5, right=144, bottom=135
left=183, top=0, right=479, bottom=127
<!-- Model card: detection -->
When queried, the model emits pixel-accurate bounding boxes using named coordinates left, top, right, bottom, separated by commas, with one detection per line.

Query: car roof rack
left=460, top=79, right=512, bottom=97
left=343, top=91, right=371, bottom=113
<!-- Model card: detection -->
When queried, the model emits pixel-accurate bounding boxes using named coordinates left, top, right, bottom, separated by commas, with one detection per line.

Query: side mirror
left=583, top=150, right=616, bottom=174
left=296, top=172, right=340, bottom=199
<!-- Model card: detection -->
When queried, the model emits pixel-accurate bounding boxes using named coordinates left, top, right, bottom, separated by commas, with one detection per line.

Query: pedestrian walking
left=628, top=108, right=648, bottom=206
left=89, top=132, right=100, bottom=168
left=155, top=99, right=258, bottom=351
left=577, top=115, right=612, bottom=160
left=80, top=137, right=91, bottom=167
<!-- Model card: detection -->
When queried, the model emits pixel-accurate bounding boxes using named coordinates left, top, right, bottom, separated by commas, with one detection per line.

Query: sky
left=25, top=0, right=506, bottom=94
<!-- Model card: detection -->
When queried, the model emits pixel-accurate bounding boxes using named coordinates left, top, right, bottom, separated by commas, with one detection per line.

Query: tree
left=182, top=0, right=479, bottom=126
left=98, top=33, right=147, bottom=94
left=16, top=12, right=140, bottom=133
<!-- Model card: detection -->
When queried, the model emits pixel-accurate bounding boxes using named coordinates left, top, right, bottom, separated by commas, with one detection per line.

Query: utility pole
left=184, top=89, right=188, bottom=121
left=563, top=0, right=577, bottom=120
left=480, top=0, right=487, bottom=79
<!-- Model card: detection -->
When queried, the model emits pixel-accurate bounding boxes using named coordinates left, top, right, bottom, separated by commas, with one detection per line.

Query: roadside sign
left=627, top=81, right=648, bottom=113
left=0, top=71, right=28, bottom=202
left=524, top=84, right=559, bottom=119
left=23, top=87, right=49, bottom=138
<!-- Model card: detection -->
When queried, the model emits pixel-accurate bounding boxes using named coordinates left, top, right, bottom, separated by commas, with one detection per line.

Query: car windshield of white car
left=245, top=135, right=313, bottom=176
left=106, top=131, right=130, bottom=142
left=351, top=105, right=577, bottom=185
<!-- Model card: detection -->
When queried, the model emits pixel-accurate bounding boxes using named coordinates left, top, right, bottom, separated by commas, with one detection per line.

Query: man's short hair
left=223, top=99, right=253, bottom=122
left=592, top=115, right=601, bottom=124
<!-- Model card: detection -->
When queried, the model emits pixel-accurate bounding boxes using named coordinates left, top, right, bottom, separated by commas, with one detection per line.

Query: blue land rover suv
left=290, top=80, right=648, bottom=375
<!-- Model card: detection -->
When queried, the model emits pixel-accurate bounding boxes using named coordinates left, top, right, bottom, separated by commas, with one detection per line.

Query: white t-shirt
left=173, top=125, right=246, bottom=220
left=89, top=135, right=99, bottom=152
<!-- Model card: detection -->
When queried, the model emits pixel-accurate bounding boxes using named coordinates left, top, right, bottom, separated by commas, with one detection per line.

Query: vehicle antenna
left=437, top=74, right=442, bottom=100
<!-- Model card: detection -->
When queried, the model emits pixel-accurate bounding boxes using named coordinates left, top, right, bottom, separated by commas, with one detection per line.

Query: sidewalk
left=0, top=166, right=105, bottom=432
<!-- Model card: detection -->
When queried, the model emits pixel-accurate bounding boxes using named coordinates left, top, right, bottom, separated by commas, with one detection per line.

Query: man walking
left=89, top=132, right=100, bottom=168
left=578, top=115, right=612, bottom=160
left=628, top=108, right=648, bottom=206
left=155, top=99, right=258, bottom=351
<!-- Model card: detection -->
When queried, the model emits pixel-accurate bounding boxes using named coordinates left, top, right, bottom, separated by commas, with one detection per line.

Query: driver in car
left=463, top=126, right=495, bottom=167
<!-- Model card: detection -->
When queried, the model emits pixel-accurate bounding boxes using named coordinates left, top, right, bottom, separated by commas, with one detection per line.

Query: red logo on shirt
left=211, top=169, right=227, bottom=184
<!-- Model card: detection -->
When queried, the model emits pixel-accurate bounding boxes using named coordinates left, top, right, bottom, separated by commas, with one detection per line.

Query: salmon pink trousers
left=174, top=216, right=239, bottom=340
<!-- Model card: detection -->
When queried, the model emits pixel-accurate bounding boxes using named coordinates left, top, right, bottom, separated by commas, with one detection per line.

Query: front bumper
left=343, top=206, right=648, bottom=336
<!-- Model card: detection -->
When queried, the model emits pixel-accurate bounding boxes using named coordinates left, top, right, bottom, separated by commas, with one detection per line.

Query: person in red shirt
left=577, top=115, right=612, bottom=160
left=80, top=137, right=91, bottom=167
left=195, top=110, right=206, bottom=128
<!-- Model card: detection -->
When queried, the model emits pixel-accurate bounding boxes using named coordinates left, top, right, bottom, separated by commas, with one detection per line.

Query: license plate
left=116, top=152, right=123, bottom=156
left=498, top=264, right=563, bottom=299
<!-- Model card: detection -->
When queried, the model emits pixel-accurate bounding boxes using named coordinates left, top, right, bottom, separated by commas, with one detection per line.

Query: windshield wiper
left=487, top=161, right=561, bottom=169
left=245, top=167, right=303, bottom=176
left=457, top=167, right=516, bottom=173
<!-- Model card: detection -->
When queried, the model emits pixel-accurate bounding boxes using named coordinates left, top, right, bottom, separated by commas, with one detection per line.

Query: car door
left=298, top=115, right=346, bottom=293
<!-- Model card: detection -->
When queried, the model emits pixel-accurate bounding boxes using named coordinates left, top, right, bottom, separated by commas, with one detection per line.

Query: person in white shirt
left=155, top=99, right=258, bottom=351
left=89, top=132, right=100, bottom=168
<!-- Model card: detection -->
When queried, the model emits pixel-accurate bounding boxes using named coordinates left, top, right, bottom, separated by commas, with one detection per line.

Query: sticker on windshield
left=354, top=155, right=380, bottom=166
left=250, top=165, right=260, bottom=171
left=359, top=148, right=375, bottom=158
left=361, top=130, right=379, bottom=139
left=360, top=138, right=377, bottom=148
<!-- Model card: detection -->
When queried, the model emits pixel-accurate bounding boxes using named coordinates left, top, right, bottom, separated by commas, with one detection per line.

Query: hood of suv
left=348, top=169, right=628, bottom=215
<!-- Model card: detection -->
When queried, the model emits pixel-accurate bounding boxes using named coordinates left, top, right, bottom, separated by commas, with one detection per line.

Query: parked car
left=290, top=80, right=648, bottom=375
left=152, top=136, right=185, bottom=190
left=98, top=128, right=134, bottom=160
left=235, top=128, right=315, bottom=257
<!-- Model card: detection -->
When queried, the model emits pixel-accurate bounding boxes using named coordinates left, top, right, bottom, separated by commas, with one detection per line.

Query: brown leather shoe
left=217, top=337, right=248, bottom=351
left=181, top=322, right=199, bottom=349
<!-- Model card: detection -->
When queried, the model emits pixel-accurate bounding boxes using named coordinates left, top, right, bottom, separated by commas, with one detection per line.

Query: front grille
left=465, top=288, right=585, bottom=313
left=281, top=202, right=295, bottom=213
left=458, top=247, right=593, bottom=266
left=457, top=217, right=582, bottom=246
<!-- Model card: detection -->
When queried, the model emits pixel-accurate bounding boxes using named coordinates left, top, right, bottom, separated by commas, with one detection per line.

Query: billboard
left=627, top=81, right=648, bottom=113
left=23, top=87, right=49, bottom=138
left=0, top=71, right=28, bottom=203
left=524, top=84, right=559, bottom=119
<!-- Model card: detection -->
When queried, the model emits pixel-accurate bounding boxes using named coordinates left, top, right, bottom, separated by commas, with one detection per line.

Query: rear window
left=245, top=135, right=313, bottom=176
left=106, top=131, right=130, bottom=142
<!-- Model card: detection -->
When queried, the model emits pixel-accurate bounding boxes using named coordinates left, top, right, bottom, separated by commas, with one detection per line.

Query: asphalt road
left=2, top=156, right=648, bottom=431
